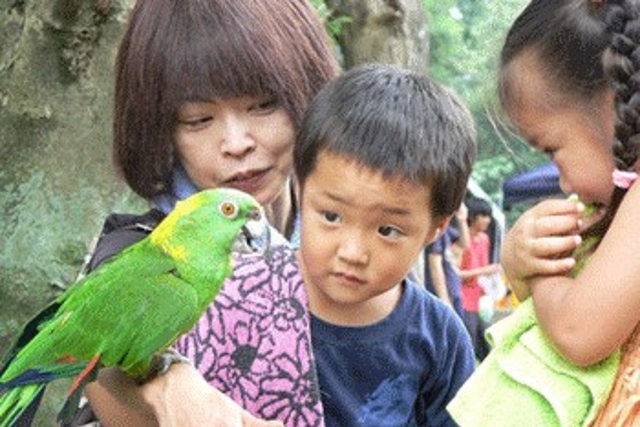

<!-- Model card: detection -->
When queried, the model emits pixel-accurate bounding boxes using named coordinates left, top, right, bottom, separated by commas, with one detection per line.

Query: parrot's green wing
left=45, top=240, right=209, bottom=378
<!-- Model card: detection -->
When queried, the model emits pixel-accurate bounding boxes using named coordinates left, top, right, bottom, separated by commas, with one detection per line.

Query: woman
left=76, top=0, right=340, bottom=425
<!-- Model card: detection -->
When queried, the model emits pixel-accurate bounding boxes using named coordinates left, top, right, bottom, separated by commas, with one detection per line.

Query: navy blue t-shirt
left=312, top=279, right=475, bottom=427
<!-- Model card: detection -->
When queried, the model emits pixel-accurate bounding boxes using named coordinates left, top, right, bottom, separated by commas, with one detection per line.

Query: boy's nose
left=337, top=233, right=370, bottom=265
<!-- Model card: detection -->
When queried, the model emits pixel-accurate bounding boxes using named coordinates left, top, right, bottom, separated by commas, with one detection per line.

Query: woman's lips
left=226, top=169, right=268, bottom=193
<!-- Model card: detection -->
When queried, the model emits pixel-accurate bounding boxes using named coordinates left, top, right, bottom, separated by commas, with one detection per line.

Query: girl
left=75, top=0, right=340, bottom=426
left=498, top=0, right=640, bottom=425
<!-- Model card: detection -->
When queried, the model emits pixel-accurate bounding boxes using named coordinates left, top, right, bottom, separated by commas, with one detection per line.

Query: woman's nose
left=220, top=115, right=255, bottom=157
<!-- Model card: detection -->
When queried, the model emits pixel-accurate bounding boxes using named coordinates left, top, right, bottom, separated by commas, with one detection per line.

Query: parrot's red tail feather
left=68, top=355, right=101, bottom=397
left=57, top=355, right=102, bottom=425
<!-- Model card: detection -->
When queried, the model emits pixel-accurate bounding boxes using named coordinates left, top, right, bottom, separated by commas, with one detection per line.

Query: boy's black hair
left=294, top=63, right=477, bottom=219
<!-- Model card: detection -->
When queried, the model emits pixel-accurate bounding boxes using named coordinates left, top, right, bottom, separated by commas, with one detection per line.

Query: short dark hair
left=114, top=0, right=340, bottom=199
left=466, top=197, right=492, bottom=221
left=294, top=63, right=477, bottom=219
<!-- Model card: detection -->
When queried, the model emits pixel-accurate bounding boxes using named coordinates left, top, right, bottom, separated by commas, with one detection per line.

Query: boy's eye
left=321, top=211, right=341, bottom=223
left=378, top=225, right=401, bottom=238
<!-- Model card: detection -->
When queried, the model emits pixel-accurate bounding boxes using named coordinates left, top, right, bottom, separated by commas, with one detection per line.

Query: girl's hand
left=501, top=198, right=583, bottom=300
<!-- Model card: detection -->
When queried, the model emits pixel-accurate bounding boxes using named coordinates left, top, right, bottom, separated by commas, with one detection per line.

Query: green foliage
left=311, top=0, right=351, bottom=40
left=423, top=0, right=543, bottom=207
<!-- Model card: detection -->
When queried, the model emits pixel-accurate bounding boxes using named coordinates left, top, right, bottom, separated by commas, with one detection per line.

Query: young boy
left=293, top=63, right=477, bottom=427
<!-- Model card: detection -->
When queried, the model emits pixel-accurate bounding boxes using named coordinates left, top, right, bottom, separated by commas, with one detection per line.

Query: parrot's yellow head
left=150, top=188, right=269, bottom=265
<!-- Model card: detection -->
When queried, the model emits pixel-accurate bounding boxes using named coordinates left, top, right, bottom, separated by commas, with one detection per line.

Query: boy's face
left=298, top=151, right=447, bottom=325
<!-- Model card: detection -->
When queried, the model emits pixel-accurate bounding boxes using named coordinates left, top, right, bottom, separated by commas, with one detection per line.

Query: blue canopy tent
left=502, top=162, right=562, bottom=209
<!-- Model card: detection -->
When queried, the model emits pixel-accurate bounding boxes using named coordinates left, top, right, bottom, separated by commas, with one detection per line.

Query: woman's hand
left=87, top=363, right=284, bottom=427
left=501, top=198, right=583, bottom=300
left=144, top=363, right=284, bottom=427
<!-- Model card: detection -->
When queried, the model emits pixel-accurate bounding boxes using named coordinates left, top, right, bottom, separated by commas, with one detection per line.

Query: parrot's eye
left=219, top=201, right=238, bottom=219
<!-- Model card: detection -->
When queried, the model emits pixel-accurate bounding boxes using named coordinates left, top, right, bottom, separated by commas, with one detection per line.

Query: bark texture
left=325, top=0, right=429, bottom=74
left=0, top=1, right=140, bottom=424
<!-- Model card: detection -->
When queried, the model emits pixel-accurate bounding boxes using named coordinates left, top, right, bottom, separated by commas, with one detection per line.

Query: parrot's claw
left=141, top=349, right=193, bottom=384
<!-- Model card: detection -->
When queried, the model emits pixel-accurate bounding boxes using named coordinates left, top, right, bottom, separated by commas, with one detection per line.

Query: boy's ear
left=423, top=216, right=452, bottom=246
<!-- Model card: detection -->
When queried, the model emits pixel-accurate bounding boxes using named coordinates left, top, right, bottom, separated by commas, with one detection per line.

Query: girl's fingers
left=529, top=198, right=584, bottom=217
left=502, top=232, right=579, bottom=280
left=533, top=214, right=582, bottom=238
left=529, top=235, right=582, bottom=259
left=502, top=198, right=584, bottom=282
left=526, top=255, right=576, bottom=277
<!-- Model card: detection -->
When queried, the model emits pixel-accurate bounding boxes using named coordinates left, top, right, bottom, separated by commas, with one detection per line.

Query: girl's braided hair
left=593, top=0, right=640, bottom=237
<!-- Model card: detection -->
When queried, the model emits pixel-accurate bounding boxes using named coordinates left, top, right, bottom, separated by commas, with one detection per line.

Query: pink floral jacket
left=175, top=244, right=324, bottom=426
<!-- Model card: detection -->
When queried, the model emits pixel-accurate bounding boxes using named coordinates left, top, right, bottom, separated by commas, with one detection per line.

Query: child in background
left=452, top=0, right=640, bottom=426
left=424, top=205, right=470, bottom=320
left=459, top=197, right=501, bottom=361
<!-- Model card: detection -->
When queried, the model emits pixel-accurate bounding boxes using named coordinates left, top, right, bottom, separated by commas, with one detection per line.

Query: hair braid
left=604, top=0, right=640, bottom=170
left=583, top=0, right=640, bottom=240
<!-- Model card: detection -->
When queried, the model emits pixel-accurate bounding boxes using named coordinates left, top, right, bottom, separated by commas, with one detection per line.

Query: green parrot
left=0, top=187, right=269, bottom=427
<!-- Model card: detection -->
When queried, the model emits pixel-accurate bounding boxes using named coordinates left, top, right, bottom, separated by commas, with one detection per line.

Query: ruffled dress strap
left=590, top=323, right=640, bottom=427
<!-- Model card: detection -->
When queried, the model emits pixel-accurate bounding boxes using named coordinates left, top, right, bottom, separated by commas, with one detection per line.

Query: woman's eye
left=251, top=98, right=279, bottom=114
left=179, top=116, right=212, bottom=129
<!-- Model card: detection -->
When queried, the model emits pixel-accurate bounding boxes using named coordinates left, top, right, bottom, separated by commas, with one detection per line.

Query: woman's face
left=174, top=95, right=295, bottom=206
left=506, top=52, right=616, bottom=207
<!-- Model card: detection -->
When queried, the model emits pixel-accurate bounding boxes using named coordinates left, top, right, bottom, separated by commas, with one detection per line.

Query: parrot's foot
left=140, top=349, right=193, bottom=384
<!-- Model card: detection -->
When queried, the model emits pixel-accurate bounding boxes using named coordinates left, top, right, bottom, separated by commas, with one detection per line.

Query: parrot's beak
left=234, top=207, right=270, bottom=254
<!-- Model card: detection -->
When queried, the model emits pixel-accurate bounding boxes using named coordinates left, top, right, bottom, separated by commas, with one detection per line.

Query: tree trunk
left=0, top=1, right=140, bottom=423
left=325, top=0, right=429, bottom=74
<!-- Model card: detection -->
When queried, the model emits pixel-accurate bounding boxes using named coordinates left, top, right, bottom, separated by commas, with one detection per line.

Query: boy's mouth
left=334, top=271, right=366, bottom=286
